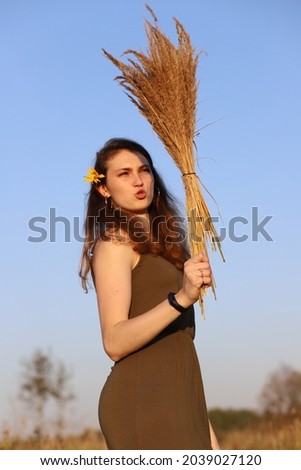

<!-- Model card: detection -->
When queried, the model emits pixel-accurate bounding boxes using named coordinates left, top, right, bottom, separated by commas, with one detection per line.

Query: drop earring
left=105, top=196, right=113, bottom=210
left=155, top=187, right=161, bottom=209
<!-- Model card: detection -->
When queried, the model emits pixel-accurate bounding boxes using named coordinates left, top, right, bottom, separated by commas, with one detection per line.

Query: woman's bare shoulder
left=92, top=237, right=139, bottom=270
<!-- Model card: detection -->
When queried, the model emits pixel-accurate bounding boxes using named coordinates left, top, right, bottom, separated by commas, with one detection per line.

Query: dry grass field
left=1, top=416, right=300, bottom=450
left=217, top=416, right=301, bottom=450
left=0, top=428, right=107, bottom=450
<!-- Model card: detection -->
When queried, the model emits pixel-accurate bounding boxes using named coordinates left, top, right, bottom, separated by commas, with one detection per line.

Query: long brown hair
left=79, top=138, right=189, bottom=291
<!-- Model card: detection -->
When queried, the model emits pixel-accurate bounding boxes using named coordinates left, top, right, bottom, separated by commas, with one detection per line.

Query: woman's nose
left=132, top=173, right=143, bottom=185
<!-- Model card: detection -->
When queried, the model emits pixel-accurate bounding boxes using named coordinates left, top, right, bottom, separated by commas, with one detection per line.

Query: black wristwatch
left=167, top=292, right=188, bottom=314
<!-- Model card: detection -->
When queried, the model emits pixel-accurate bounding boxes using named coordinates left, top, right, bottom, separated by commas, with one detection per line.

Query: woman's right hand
left=175, top=252, right=212, bottom=308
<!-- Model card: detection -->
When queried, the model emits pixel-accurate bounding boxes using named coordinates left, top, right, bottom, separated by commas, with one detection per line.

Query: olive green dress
left=98, top=253, right=211, bottom=450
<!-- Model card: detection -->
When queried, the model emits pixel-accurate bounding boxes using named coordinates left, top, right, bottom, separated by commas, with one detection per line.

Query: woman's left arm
left=209, top=420, right=220, bottom=450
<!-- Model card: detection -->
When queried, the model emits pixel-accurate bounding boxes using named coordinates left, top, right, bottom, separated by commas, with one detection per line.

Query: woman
left=80, top=138, right=219, bottom=450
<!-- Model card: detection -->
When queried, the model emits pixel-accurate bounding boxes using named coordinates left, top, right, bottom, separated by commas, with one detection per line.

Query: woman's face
left=98, top=150, right=155, bottom=217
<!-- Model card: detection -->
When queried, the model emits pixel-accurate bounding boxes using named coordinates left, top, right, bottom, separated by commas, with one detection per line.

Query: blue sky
left=1, top=0, right=301, bottom=435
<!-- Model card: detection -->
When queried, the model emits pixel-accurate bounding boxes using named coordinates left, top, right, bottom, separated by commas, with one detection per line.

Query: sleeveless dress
left=98, top=253, right=211, bottom=450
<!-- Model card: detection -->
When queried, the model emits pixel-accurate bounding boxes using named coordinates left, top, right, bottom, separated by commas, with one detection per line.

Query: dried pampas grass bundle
left=103, top=5, right=224, bottom=316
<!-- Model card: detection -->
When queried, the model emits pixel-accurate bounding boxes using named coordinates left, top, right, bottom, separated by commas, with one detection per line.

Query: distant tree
left=19, top=348, right=75, bottom=439
left=259, top=364, right=301, bottom=416
left=208, top=408, right=259, bottom=436
left=51, top=360, right=75, bottom=438
left=19, top=349, right=53, bottom=438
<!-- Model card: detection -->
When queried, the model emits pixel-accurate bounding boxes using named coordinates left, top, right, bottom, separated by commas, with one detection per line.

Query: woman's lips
left=134, top=190, right=147, bottom=199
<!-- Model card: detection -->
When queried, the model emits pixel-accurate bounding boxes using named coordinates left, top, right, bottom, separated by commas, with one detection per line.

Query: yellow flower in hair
left=84, top=168, right=105, bottom=183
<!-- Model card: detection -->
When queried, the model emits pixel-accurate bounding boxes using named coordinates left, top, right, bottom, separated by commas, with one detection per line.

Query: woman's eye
left=142, top=167, right=150, bottom=172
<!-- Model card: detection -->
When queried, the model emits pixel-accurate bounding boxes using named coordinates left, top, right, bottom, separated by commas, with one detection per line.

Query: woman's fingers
left=185, top=261, right=211, bottom=278
left=184, top=261, right=210, bottom=273
left=184, top=256, right=212, bottom=288
left=180, top=252, right=213, bottom=304
left=199, top=271, right=212, bottom=287
left=188, top=252, right=209, bottom=263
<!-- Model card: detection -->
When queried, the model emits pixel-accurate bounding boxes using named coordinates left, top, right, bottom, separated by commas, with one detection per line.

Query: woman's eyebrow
left=114, top=167, right=132, bottom=173
left=114, top=164, right=150, bottom=173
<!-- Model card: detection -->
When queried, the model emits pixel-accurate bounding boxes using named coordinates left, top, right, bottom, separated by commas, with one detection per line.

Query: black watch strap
left=167, top=292, right=188, bottom=314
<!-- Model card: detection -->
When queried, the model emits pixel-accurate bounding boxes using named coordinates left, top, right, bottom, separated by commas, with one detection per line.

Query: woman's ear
left=97, top=185, right=110, bottom=198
